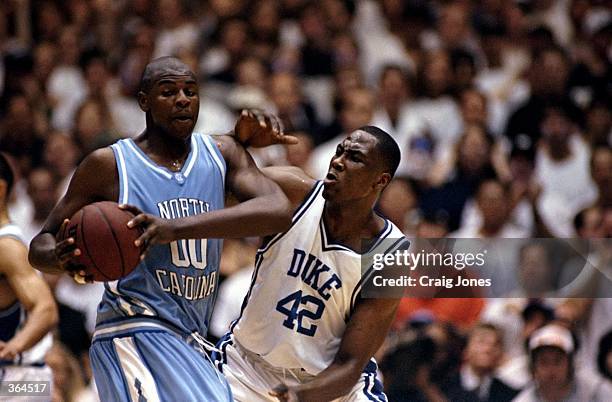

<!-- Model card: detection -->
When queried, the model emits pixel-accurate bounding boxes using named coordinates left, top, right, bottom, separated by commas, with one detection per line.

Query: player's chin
left=169, top=120, right=196, bottom=137
left=321, top=185, right=337, bottom=200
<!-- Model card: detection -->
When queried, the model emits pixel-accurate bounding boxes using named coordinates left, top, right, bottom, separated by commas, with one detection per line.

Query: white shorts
left=0, top=365, right=53, bottom=402
left=213, top=334, right=387, bottom=402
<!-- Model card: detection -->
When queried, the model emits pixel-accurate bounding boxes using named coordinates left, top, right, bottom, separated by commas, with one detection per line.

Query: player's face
left=323, top=131, right=385, bottom=202
left=146, top=75, right=200, bottom=140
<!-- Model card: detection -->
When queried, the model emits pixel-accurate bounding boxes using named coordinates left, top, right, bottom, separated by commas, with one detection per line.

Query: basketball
left=62, top=201, right=143, bottom=282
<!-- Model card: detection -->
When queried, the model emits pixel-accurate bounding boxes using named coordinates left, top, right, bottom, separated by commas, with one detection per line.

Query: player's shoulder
left=71, top=146, right=118, bottom=200
left=0, top=235, right=28, bottom=272
left=208, top=133, right=238, bottom=161
left=82, top=146, right=116, bottom=169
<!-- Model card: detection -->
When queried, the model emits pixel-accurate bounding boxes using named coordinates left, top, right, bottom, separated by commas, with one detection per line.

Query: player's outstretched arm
left=128, top=136, right=293, bottom=246
left=0, top=238, right=58, bottom=361
left=29, top=148, right=117, bottom=275
left=272, top=296, right=400, bottom=402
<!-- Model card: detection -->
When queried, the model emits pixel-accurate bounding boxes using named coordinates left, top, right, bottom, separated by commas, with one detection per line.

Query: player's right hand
left=55, top=219, right=92, bottom=283
left=121, top=204, right=176, bottom=259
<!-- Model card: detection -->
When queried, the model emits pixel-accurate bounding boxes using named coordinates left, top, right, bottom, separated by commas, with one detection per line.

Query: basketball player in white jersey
left=129, top=126, right=408, bottom=401
left=0, top=154, right=58, bottom=401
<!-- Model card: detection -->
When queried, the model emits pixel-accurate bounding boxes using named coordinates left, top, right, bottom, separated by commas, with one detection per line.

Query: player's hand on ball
left=121, top=204, right=175, bottom=258
left=270, top=383, right=299, bottom=402
left=55, top=218, right=92, bottom=283
left=235, top=109, right=298, bottom=148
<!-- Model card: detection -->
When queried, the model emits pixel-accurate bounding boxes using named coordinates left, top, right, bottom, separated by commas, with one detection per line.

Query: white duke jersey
left=231, top=181, right=408, bottom=375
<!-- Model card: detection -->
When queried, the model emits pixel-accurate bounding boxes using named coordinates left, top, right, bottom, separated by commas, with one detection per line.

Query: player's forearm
left=172, top=193, right=292, bottom=239
left=10, top=298, right=57, bottom=354
left=28, top=233, right=63, bottom=274
left=293, top=360, right=363, bottom=402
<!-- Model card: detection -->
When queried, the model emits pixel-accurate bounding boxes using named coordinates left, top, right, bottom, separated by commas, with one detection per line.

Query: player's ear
left=137, top=91, right=149, bottom=112
left=374, top=172, right=391, bottom=192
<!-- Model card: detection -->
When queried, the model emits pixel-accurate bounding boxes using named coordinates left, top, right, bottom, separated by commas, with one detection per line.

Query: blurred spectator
left=377, top=178, right=419, bottom=235
left=535, top=102, right=597, bottom=237
left=504, top=46, right=581, bottom=144
left=352, top=0, right=414, bottom=85
left=47, top=26, right=87, bottom=131
left=283, top=131, right=314, bottom=176
left=423, top=127, right=499, bottom=233
left=153, top=0, right=198, bottom=59
left=20, top=166, right=58, bottom=243
left=412, top=50, right=463, bottom=150
left=371, top=64, right=425, bottom=158
left=491, top=301, right=556, bottom=390
left=308, top=87, right=375, bottom=178
left=202, top=18, right=249, bottom=83
left=43, top=132, right=80, bottom=198
left=442, top=323, right=518, bottom=402
left=590, top=145, right=612, bottom=209
left=0, top=93, right=46, bottom=175
left=72, top=98, right=117, bottom=156
left=248, top=0, right=281, bottom=61
left=514, top=324, right=612, bottom=402
left=584, top=96, right=612, bottom=147
left=381, top=334, right=446, bottom=402
left=268, top=71, right=319, bottom=134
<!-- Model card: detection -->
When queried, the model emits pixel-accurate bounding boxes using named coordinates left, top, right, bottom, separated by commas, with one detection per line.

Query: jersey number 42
left=276, top=290, right=325, bottom=337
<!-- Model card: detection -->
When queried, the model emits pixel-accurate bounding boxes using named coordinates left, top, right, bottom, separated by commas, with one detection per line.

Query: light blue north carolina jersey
left=96, top=133, right=225, bottom=336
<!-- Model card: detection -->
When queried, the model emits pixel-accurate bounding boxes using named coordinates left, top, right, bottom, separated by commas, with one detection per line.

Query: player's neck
left=139, top=130, right=192, bottom=167
left=323, top=201, right=377, bottom=241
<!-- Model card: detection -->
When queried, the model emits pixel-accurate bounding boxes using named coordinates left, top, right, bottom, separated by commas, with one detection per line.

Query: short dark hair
left=0, top=153, right=14, bottom=195
left=358, top=126, right=401, bottom=177
left=139, top=56, right=195, bottom=93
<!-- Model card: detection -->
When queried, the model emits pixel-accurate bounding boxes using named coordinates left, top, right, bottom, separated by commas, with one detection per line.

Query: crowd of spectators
left=0, top=0, right=611, bottom=401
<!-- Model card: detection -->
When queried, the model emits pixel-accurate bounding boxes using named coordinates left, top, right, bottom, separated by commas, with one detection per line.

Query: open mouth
left=325, top=172, right=338, bottom=183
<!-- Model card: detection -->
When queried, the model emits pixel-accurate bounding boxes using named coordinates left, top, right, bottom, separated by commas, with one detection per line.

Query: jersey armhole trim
left=200, top=133, right=227, bottom=185
left=111, top=143, right=129, bottom=204
left=348, top=237, right=411, bottom=317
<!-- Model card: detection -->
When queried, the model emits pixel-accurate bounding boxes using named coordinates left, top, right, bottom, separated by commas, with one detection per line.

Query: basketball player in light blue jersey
left=129, top=126, right=409, bottom=402
left=0, top=154, right=58, bottom=401
left=29, top=57, right=293, bottom=402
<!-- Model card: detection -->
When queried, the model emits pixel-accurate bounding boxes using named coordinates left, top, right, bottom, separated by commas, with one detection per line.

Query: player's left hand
left=120, top=204, right=175, bottom=259
left=235, top=109, right=298, bottom=148
left=270, top=383, right=299, bottom=402
left=0, top=340, right=20, bottom=361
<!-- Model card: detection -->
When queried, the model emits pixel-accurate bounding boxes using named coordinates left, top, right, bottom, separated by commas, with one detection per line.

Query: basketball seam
left=93, top=204, right=128, bottom=278
left=81, top=206, right=114, bottom=281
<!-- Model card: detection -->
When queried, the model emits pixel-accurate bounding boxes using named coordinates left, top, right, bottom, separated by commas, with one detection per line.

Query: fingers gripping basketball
left=61, top=201, right=143, bottom=281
